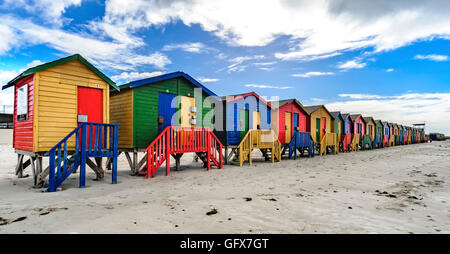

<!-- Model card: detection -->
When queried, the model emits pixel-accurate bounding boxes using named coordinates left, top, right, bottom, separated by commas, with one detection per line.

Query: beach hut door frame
left=158, top=93, right=176, bottom=133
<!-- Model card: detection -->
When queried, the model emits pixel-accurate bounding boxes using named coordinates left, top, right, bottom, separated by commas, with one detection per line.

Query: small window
left=17, top=84, right=28, bottom=121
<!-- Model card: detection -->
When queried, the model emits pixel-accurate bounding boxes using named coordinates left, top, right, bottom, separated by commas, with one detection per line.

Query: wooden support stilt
left=124, top=152, right=133, bottom=171
left=224, top=147, right=228, bottom=165
left=30, top=156, right=36, bottom=186
left=86, top=157, right=104, bottom=180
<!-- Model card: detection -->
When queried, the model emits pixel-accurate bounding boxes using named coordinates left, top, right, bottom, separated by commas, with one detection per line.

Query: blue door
left=293, top=113, right=299, bottom=132
left=158, top=93, right=176, bottom=133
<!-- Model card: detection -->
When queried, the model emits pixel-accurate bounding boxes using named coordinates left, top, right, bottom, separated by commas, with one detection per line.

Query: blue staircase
left=372, top=134, right=381, bottom=148
left=44, top=122, right=119, bottom=192
left=288, top=131, right=315, bottom=159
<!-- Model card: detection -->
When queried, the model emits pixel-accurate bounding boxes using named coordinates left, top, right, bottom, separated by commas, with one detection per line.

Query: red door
left=78, top=87, right=103, bottom=148
left=321, top=117, right=326, bottom=138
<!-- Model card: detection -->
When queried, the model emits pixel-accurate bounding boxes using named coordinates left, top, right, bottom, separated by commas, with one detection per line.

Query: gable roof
left=341, top=113, right=352, bottom=122
left=374, top=119, right=383, bottom=125
left=304, top=105, right=335, bottom=119
left=349, top=114, right=364, bottom=123
left=125, top=71, right=217, bottom=98
left=275, top=99, right=309, bottom=115
left=363, top=116, right=374, bottom=124
left=221, top=92, right=272, bottom=108
left=330, top=111, right=344, bottom=121
left=2, top=54, right=119, bottom=91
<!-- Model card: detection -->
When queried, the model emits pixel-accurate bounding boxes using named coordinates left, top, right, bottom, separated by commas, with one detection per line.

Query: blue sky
left=0, top=0, right=449, bottom=134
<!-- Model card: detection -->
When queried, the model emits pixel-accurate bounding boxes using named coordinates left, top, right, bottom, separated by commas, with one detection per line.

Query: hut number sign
left=17, top=84, right=28, bottom=121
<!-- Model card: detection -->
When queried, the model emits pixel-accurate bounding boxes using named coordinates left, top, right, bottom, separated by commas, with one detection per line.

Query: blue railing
left=288, top=131, right=315, bottom=159
left=45, top=122, right=119, bottom=192
left=372, top=134, right=381, bottom=148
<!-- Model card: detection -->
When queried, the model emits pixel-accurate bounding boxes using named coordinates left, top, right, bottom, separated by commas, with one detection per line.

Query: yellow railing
left=351, top=133, right=360, bottom=152
left=319, top=133, right=338, bottom=156
left=237, top=130, right=281, bottom=166
left=389, top=134, right=396, bottom=147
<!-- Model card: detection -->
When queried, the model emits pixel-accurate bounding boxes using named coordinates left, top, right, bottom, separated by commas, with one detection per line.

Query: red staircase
left=341, top=133, right=352, bottom=152
left=143, top=126, right=223, bottom=178
left=382, top=135, right=389, bottom=147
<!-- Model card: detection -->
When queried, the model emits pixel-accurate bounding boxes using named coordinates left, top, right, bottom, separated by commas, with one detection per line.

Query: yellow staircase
left=236, top=130, right=281, bottom=166
left=351, top=133, right=360, bottom=152
left=319, top=133, right=338, bottom=156
left=389, top=135, right=396, bottom=147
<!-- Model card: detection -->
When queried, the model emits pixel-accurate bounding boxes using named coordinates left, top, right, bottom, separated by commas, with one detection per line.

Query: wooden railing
left=237, top=130, right=281, bottom=166
left=319, top=133, right=338, bottom=156
left=351, top=133, right=360, bottom=152
left=145, top=126, right=223, bottom=178
left=341, top=133, right=352, bottom=152
left=288, top=131, right=314, bottom=159
left=45, top=122, right=119, bottom=192
left=372, top=134, right=382, bottom=149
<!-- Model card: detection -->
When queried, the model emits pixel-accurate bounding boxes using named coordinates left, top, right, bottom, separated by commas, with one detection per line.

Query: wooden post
left=166, top=131, right=170, bottom=176
left=133, top=151, right=138, bottom=175
left=80, top=124, right=87, bottom=188
left=224, top=146, right=228, bottom=165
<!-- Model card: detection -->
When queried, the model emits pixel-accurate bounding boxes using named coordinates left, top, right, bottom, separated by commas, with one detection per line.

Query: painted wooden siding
left=35, top=60, right=110, bottom=152
left=110, top=89, right=133, bottom=148
left=344, top=116, right=353, bottom=134
left=366, top=120, right=375, bottom=140
left=309, top=107, right=332, bottom=143
left=273, top=102, right=308, bottom=144
left=354, top=117, right=365, bottom=136
left=224, top=95, right=271, bottom=145
left=13, top=74, right=34, bottom=151
left=132, top=77, right=214, bottom=148
left=332, top=117, right=343, bottom=141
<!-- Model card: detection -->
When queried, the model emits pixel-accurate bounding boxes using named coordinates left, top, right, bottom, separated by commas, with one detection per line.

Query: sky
left=0, top=0, right=449, bottom=134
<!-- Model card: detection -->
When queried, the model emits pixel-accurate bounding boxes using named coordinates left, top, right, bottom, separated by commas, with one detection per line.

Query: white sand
left=0, top=137, right=449, bottom=233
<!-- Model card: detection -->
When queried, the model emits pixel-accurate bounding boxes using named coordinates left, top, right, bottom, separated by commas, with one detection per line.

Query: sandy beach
left=0, top=133, right=449, bottom=233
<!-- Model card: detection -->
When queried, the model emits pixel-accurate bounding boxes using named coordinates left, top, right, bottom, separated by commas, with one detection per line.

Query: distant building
left=0, top=113, right=13, bottom=129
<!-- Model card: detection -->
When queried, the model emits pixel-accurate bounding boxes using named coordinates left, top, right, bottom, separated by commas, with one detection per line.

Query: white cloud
left=1, top=0, right=82, bottom=26
left=162, top=42, right=207, bottom=53
left=26, top=60, right=45, bottom=69
left=225, top=55, right=265, bottom=73
left=100, top=0, right=450, bottom=62
left=326, top=92, right=450, bottom=135
left=0, top=15, right=171, bottom=70
left=258, top=67, right=273, bottom=72
left=413, top=54, right=448, bottom=62
left=253, top=61, right=277, bottom=66
left=386, top=68, right=394, bottom=72
left=111, top=71, right=164, bottom=83
left=0, top=69, right=18, bottom=87
left=244, top=84, right=292, bottom=89
left=198, top=77, right=219, bottom=83
left=0, top=24, right=17, bottom=54
left=0, top=69, right=16, bottom=108
left=291, top=71, right=335, bottom=78
left=337, top=59, right=367, bottom=69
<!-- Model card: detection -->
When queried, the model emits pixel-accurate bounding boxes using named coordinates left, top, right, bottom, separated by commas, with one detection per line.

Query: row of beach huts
left=2, top=54, right=427, bottom=192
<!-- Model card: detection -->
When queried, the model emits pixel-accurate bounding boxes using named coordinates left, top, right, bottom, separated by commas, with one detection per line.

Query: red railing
left=145, top=126, right=223, bottom=178
left=341, top=133, right=352, bottom=152
left=382, top=135, right=389, bottom=147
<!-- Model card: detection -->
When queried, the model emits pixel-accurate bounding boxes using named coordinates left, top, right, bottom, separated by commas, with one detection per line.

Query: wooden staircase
left=372, top=134, right=382, bottom=149
left=382, top=134, right=389, bottom=147
left=389, top=134, right=396, bottom=147
left=361, top=134, right=372, bottom=150
left=234, top=130, right=281, bottom=166
left=319, top=133, right=338, bottom=156
left=351, top=133, right=360, bottom=152
left=142, top=126, right=223, bottom=178
left=287, top=131, right=314, bottom=159
left=45, top=122, right=119, bottom=192
left=341, top=133, right=352, bottom=152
